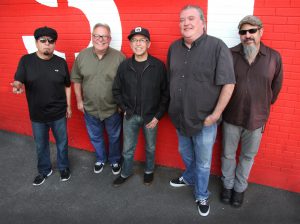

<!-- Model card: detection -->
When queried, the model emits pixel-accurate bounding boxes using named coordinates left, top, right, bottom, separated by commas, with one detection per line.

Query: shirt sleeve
left=70, top=55, right=83, bottom=83
left=215, top=41, right=236, bottom=86
left=63, top=60, right=71, bottom=87
left=14, top=56, right=26, bottom=83
left=271, top=52, right=283, bottom=104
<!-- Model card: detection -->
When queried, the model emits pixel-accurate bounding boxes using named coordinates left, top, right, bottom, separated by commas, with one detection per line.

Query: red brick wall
left=0, top=0, right=299, bottom=192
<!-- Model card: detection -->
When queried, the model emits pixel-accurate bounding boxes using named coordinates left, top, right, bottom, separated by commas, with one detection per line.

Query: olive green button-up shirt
left=71, top=47, right=125, bottom=120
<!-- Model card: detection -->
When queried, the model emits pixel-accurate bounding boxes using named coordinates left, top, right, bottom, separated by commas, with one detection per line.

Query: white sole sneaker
left=198, top=204, right=210, bottom=217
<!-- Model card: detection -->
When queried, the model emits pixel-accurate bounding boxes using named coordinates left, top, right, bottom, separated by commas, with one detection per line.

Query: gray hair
left=92, top=23, right=111, bottom=36
left=180, top=5, right=206, bottom=31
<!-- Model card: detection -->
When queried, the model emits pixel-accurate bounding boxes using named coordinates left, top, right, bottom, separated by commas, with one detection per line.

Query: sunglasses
left=238, top=28, right=260, bottom=35
left=39, top=38, right=55, bottom=44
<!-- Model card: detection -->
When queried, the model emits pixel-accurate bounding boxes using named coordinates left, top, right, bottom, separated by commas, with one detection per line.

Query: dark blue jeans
left=31, top=117, right=69, bottom=176
left=84, top=112, right=121, bottom=164
left=121, top=115, right=158, bottom=177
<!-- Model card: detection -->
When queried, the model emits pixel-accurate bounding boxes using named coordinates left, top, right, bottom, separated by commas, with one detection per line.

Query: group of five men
left=11, top=5, right=283, bottom=217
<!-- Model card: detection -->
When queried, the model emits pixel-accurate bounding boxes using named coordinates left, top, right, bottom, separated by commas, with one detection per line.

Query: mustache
left=243, top=38, right=255, bottom=43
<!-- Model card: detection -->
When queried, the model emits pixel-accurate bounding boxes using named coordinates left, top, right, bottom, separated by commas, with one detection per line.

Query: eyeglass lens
left=238, top=28, right=259, bottom=35
left=39, top=38, right=55, bottom=44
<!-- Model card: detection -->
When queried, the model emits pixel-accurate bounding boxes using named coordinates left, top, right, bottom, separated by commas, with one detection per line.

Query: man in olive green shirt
left=71, top=23, right=125, bottom=175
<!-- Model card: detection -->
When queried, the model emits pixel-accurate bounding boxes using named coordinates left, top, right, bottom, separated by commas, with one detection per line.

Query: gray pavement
left=0, top=129, right=299, bottom=224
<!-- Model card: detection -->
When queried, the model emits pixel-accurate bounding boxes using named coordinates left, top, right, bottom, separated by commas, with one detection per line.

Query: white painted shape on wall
left=22, top=0, right=122, bottom=59
left=207, top=0, right=255, bottom=47
left=35, top=0, right=57, bottom=7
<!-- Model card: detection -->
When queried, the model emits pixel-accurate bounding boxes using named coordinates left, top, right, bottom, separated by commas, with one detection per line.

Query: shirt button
left=181, top=75, right=185, bottom=78
left=184, top=61, right=187, bottom=64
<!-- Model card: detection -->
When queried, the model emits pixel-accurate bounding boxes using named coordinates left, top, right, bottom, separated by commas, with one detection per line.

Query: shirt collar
left=181, top=33, right=207, bottom=48
left=233, top=42, right=267, bottom=57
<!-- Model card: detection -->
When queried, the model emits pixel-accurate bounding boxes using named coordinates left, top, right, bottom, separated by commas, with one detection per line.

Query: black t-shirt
left=132, top=58, right=147, bottom=115
left=15, top=53, right=71, bottom=122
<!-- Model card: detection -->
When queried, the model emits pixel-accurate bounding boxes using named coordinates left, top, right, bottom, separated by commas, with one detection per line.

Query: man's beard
left=242, top=39, right=258, bottom=61
left=43, top=50, right=52, bottom=56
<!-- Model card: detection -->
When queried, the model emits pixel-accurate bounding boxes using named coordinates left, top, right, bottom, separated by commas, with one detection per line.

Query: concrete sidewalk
left=0, top=129, right=299, bottom=224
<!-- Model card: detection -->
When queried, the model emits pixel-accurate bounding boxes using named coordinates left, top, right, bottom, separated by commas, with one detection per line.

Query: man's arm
left=204, top=83, right=235, bottom=126
left=65, top=86, right=72, bottom=118
left=271, top=54, right=283, bottom=104
left=73, top=83, right=84, bottom=113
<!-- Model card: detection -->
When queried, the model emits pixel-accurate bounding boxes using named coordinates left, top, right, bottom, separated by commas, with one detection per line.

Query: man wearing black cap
left=11, top=26, right=72, bottom=186
left=221, top=15, right=283, bottom=207
left=112, top=27, right=169, bottom=186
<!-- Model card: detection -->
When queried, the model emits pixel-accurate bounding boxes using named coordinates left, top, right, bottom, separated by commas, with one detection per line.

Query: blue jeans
left=84, top=112, right=121, bottom=164
left=31, top=117, right=69, bottom=176
left=177, top=124, right=217, bottom=201
left=121, top=115, right=158, bottom=177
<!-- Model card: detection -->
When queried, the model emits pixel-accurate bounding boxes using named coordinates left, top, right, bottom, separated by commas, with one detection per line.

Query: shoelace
left=179, top=177, right=184, bottom=182
left=198, top=199, right=208, bottom=205
left=112, top=163, right=119, bottom=168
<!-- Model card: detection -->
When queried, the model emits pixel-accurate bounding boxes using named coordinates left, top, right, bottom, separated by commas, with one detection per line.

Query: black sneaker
left=197, top=199, right=210, bottom=217
left=111, top=163, right=121, bottom=175
left=221, top=187, right=233, bottom=204
left=113, top=176, right=128, bottom=187
left=231, top=190, right=244, bottom=208
left=170, top=176, right=187, bottom=187
left=60, top=168, right=71, bottom=182
left=32, top=169, right=53, bottom=186
left=144, top=173, right=154, bottom=186
left=94, top=162, right=104, bottom=173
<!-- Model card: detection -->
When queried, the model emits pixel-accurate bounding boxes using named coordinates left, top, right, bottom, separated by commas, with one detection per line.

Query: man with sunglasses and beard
left=220, top=15, right=283, bottom=207
left=12, top=26, right=72, bottom=186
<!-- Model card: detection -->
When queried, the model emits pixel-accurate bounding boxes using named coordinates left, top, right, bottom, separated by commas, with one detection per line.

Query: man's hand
left=77, top=101, right=84, bottom=113
left=204, top=113, right=220, bottom=126
left=146, top=117, right=159, bottom=129
left=66, top=105, right=72, bottom=118
left=11, top=81, right=24, bottom=94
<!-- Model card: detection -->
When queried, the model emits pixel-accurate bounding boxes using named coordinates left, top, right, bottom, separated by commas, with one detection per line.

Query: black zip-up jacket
left=112, top=54, right=169, bottom=124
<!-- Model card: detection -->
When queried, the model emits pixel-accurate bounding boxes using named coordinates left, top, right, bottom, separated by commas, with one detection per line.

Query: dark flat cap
left=238, top=15, right=263, bottom=29
left=34, top=26, right=58, bottom=40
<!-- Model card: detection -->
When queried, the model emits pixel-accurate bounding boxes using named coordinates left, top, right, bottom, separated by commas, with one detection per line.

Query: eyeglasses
left=39, top=38, right=55, bottom=44
left=238, top=28, right=260, bottom=35
left=130, top=38, right=148, bottom=44
left=92, top=34, right=110, bottom=40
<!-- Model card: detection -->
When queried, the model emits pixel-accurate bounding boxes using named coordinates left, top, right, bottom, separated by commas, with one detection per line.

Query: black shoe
left=94, top=162, right=104, bottom=173
left=231, top=190, right=244, bottom=208
left=32, top=169, right=53, bottom=186
left=113, top=176, right=128, bottom=187
left=60, top=168, right=71, bottom=182
left=197, top=199, right=210, bottom=217
left=170, top=176, right=187, bottom=187
left=111, top=163, right=121, bottom=175
left=144, top=173, right=154, bottom=186
left=221, top=187, right=233, bottom=204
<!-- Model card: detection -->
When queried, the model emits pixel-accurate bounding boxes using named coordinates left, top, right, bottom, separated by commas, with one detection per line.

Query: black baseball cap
left=128, top=27, right=150, bottom=41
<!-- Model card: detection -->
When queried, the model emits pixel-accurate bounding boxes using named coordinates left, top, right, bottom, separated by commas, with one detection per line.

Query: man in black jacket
left=112, top=27, right=169, bottom=186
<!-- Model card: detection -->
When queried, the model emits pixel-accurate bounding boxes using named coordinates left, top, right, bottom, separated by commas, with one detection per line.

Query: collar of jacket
left=127, top=54, right=155, bottom=71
